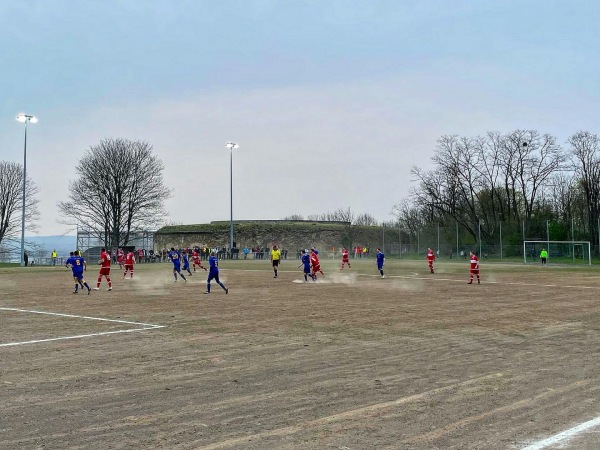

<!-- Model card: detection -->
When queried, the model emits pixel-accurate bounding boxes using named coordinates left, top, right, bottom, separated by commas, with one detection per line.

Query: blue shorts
left=72, top=272, right=84, bottom=280
left=207, top=270, right=220, bottom=282
left=303, top=265, right=310, bottom=274
left=172, top=264, right=181, bottom=272
left=377, top=264, right=384, bottom=270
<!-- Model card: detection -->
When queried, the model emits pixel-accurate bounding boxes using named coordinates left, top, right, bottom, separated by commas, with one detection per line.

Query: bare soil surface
left=2, top=259, right=600, bottom=449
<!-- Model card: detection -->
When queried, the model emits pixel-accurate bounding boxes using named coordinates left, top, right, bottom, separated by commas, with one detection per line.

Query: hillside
left=155, top=221, right=387, bottom=252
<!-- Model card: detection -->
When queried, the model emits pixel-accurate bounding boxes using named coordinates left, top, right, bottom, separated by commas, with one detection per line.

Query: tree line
left=2, top=130, right=598, bottom=256
left=395, top=130, right=600, bottom=248
left=282, top=207, right=379, bottom=226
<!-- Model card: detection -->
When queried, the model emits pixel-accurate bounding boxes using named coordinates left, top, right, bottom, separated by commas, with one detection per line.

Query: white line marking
left=522, top=416, right=600, bottom=449
left=0, top=307, right=165, bottom=348
left=0, top=307, right=163, bottom=328
left=224, top=268, right=600, bottom=290
left=0, top=327, right=163, bottom=347
left=359, top=274, right=600, bottom=290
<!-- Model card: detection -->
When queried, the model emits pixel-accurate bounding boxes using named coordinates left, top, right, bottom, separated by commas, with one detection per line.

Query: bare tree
left=354, top=213, right=379, bottom=226
left=392, top=199, right=425, bottom=241
left=569, top=131, right=600, bottom=245
left=0, top=161, right=39, bottom=249
left=501, top=130, right=565, bottom=223
left=306, top=207, right=355, bottom=223
left=281, top=214, right=304, bottom=221
left=411, top=135, right=483, bottom=239
left=58, top=138, right=171, bottom=249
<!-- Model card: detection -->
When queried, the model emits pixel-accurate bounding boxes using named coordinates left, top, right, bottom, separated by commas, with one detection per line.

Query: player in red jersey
left=468, top=251, right=480, bottom=284
left=426, top=248, right=435, bottom=273
left=340, top=247, right=351, bottom=270
left=94, top=248, right=113, bottom=290
left=117, top=248, right=124, bottom=270
left=192, top=250, right=207, bottom=272
left=123, top=251, right=135, bottom=279
left=310, top=248, right=325, bottom=279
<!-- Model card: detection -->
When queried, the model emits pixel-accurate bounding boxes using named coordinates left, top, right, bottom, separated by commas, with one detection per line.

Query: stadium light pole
left=226, top=142, right=239, bottom=255
left=16, top=114, right=37, bottom=267
left=478, top=219, right=484, bottom=257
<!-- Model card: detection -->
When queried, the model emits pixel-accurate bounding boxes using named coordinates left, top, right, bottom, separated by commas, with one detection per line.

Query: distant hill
left=26, top=235, right=77, bottom=257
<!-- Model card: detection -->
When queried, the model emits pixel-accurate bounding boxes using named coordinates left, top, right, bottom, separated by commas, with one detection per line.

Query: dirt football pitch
left=2, top=258, right=600, bottom=449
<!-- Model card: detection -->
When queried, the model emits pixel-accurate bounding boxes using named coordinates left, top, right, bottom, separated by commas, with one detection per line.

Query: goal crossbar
left=523, top=240, right=591, bottom=265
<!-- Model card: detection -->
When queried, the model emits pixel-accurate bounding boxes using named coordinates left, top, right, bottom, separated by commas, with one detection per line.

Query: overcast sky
left=1, top=0, right=599, bottom=236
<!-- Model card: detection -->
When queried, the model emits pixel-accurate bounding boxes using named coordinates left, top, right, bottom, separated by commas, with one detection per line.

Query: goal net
left=523, top=241, right=591, bottom=265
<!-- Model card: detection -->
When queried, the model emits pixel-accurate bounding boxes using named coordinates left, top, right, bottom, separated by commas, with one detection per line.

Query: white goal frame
left=523, top=240, right=591, bottom=265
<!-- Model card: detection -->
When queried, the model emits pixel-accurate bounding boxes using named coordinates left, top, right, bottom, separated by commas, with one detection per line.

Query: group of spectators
left=353, top=246, right=370, bottom=258
left=154, top=245, right=289, bottom=261
left=244, top=246, right=288, bottom=260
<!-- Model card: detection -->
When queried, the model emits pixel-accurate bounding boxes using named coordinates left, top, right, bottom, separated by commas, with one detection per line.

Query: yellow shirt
left=271, top=249, right=281, bottom=261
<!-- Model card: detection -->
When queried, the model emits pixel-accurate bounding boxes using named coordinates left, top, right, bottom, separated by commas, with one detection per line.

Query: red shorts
left=99, top=267, right=111, bottom=276
left=342, top=257, right=349, bottom=262
left=312, top=265, right=321, bottom=274
left=124, top=264, right=133, bottom=271
left=470, top=268, right=479, bottom=274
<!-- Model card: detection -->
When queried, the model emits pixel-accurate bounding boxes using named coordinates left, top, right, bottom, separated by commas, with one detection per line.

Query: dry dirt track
left=2, top=259, right=600, bottom=449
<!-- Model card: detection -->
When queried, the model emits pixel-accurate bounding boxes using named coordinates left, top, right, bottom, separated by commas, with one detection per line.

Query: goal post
left=523, top=240, right=591, bottom=265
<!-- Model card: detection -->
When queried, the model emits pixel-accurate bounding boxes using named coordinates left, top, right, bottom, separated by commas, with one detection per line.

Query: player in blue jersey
left=169, top=247, right=187, bottom=282
left=181, top=251, right=193, bottom=276
left=298, top=249, right=314, bottom=282
left=376, top=248, right=385, bottom=278
left=204, top=251, right=228, bottom=294
left=65, top=251, right=92, bottom=294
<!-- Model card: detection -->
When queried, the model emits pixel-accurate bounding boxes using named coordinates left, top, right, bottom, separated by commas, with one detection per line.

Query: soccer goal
left=523, top=241, right=591, bottom=265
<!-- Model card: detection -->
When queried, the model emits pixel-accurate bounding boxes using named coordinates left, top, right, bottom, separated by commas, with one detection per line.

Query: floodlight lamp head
left=16, top=114, right=37, bottom=123
left=226, top=142, right=239, bottom=149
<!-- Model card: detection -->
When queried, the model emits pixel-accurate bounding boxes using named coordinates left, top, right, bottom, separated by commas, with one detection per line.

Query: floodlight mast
left=15, top=114, right=37, bottom=267
left=226, top=142, right=239, bottom=255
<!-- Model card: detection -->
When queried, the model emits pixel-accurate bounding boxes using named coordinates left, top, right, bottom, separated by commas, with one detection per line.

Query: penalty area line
left=0, top=307, right=165, bottom=348
left=0, top=307, right=164, bottom=328
left=522, top=415, right=600, bottom=450
left=0, top=327, right=164, bottom=348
